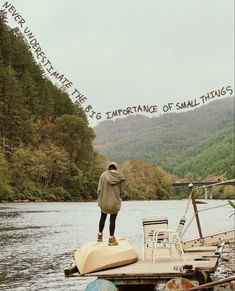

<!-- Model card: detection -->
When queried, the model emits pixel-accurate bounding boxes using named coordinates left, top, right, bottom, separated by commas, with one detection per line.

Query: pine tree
left=0, top=64, right=30, bottom=153
left=0, top=11, right=12, bottom=66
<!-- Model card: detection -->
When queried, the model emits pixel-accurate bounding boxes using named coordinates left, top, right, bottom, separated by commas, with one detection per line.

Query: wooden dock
left=70, top=244, right=222, bottom=286
left=65, top=180, right=235, bottom=289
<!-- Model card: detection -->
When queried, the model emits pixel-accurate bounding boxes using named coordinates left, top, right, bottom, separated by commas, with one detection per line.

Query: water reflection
left=0, top=211, right=19, bottom=218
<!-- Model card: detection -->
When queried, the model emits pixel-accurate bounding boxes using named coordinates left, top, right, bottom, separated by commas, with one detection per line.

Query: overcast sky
left=3, top=0, right=234, bottom=125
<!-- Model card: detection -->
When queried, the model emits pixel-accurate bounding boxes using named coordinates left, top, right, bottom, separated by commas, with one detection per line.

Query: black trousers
left=99, top=211, right=118, bottom=236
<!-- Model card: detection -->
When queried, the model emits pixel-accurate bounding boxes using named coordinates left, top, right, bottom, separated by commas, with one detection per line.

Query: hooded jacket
left=97, top=164, right=125, bottom=214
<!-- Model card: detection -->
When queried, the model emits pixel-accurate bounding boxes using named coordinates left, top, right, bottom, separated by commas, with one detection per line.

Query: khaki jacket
left=97, top=170, right=125, bottom=214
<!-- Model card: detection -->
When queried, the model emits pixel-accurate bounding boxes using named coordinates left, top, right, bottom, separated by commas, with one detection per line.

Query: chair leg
left=174, top=233, right=186, bottom=262
left=153, top=240, right=156, bottom=263
left=153, top=231, right=160, bottom=263
left=153, top=229, right=186, bottom=262
left=169, top=232, right=173, bottom=257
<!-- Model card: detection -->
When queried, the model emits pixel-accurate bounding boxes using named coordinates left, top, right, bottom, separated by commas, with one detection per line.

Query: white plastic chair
left=142, top=216, right=168, bottom=261
left=152, top=228, right=186, bottom=263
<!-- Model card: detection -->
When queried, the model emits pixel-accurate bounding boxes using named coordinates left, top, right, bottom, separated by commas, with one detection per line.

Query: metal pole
left=191, top=187, right=204, bottom=242
left=204, top=186, right=207, bottom=199
left=180, top=276, right=235, bottom=291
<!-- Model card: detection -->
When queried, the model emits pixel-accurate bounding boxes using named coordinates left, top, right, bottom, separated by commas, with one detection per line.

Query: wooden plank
left=192, top=257, right=218, bottom=271
left=184, top=252, right=218, bottom=259
left=183, top=230, right=235, bottom=248
left=72, top=254, right=218, bottom=279
left=184, top=246, right=217, bottom=252
left=143, top=245, right=217, bottom=260
left=86, top=260, right=185, bottom=277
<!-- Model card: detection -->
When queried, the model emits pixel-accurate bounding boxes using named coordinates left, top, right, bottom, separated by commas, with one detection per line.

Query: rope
left=181, top=203, right=229, bottom=238
left=175, top=180, right=233, bottom=239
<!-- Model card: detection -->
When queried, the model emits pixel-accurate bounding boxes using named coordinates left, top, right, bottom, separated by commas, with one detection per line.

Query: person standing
left=97, top=162, right=125, bottom=246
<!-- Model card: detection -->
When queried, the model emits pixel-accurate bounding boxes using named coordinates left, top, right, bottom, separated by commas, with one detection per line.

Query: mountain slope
left=94, top=97, right=235, bottom=179
left=0, top=14, right=104, bottom=201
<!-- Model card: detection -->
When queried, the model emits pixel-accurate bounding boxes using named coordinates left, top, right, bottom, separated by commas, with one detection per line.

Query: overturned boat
left=74, top=238, right=138, bottom=275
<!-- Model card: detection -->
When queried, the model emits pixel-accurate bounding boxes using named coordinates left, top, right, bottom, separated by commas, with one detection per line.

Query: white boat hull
left=75, top=238, right=138, bottom=275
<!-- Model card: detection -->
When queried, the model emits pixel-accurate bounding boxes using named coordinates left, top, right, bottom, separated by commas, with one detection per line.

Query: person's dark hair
left=108, top=164, right=117, bottom=170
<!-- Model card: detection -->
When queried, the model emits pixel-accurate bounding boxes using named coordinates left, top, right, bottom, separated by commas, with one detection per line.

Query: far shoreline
left=0, top=198, right=230, bottom=204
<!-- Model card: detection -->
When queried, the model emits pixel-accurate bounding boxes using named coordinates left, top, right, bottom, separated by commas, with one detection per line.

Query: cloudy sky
left=3, top=0, right=234, bottom=125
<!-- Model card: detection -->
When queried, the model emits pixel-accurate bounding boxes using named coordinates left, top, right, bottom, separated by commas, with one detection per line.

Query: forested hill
left=0, top=12, right=234, bottom=202
left=94, top=97, right=235, bottom=179
left=0, top=12, right=105, bottom=201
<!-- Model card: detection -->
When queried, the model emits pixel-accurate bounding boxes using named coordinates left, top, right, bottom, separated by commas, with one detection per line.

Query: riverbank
left=214, top=241, right=235, bottom=280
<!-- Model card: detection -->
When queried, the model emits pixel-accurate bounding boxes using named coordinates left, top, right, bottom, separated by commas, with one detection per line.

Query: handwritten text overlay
left=2, top=2, right=234, bottom=121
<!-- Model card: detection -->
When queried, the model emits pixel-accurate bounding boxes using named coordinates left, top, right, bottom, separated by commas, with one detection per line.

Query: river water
left=0, top=200, right=233, bottom=291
